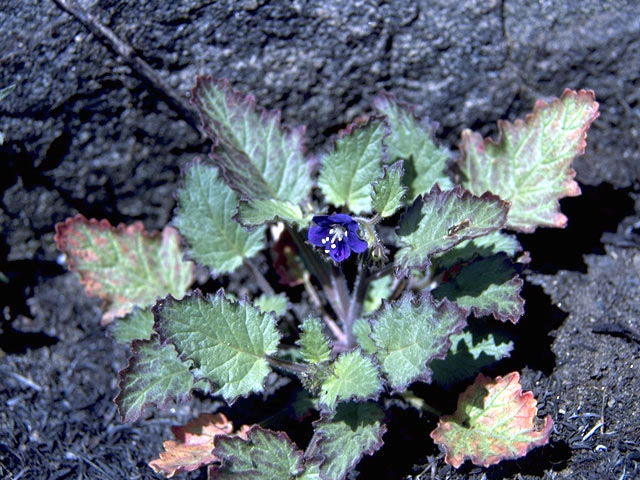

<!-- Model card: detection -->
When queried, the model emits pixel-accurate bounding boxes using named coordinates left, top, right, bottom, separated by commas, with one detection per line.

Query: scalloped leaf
left=154, top=291, right=281, bottom=404
left=297, top=317, right=331, bottom=364
left=433, top=253, right=524, bottom=323
left=237, top=198, right=311, bottom=228
left=192, top=77, right=312, bottom=225
left=313, top=403, right=386, bottom=480
left=435, top=231, right=521, bottom=269
left=431, top=326, right=514, bottom=387
left=363, top=276, right=393, bottom=316
left=370, top=295, right=467, bottom=391
left=115, top=336, right=195, bottom=423
left=373, top=92, right=453, bottom=199
left=395, top=186, right=509, bottom=270
left=149, top=413, right=235, bottom=477
left=55, top=215, right=195, bottom=325
left=211, top=426, right=321, bottom=479
left=174, top=161, right=265, bottom=276
left=430, top=371, right=553, bottom=468
left=352, top=318, right=377, bottom=355
left=371, top=161, right=406, bottom=218
left=318, top=119, right=386, bottom=214
left=459, top=89, right=599, bottom=233
left=255, top=293, right=288, bottom=318
left=319, top=351, right=381, bottom=411
left=110, top=307, right=154, bottom=344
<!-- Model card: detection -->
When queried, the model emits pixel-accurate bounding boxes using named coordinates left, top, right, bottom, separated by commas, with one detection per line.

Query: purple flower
left=308, top=214, right=368, bottom=262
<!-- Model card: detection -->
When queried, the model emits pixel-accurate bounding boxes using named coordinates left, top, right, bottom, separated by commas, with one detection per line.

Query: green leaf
left=297, top=317, right=331, bottom=364
left=192, top=77, right=312, bottom=225
left=55, top=215, right=195, bottom=325
left=370, top=295, right=467, bottom=391
left=111, top=307, right=154, bottom=344
left=431, top=325, right=514, bottom=387
left=212, top=427, right=321, bottom=479
left=395, top=186, right=509, bottom=270
left=174, top=161, right=265, bottom=276
left=371, top=161, right=406, bottom=218
left=255, top=293, right=288, bottom=317
left=373, top=92, right=453, bottom=200
left=313, top=403, right=386, bottom=480
left=433, top=254, right=524, bottom=323
left=352, top=318, right=377, bottom=355
left=318, top=119, right=386, bottom=214
left=430, top=372, right=553, bottom=468
left=115, top=336, right=195, bottom=423
left=363, top=276, right=393, bottom=316
left=436, top=231, right=521, bottom=269
left=237, top=198, right=311, bottom=228
left=459, top=89, right=599, bottom=233
left=319, top=351, right=381, bottom=411
left=154, top=291, right=281, bottom=404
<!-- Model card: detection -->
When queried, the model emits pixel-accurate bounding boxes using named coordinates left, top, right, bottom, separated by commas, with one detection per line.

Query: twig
left=50, top=0, right=202, bottom=135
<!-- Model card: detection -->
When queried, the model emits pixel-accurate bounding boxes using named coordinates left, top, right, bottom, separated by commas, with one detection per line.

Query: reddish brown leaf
left=430, top=371, right=553, bottom=468
left=55, top=215, right=194, bottom=324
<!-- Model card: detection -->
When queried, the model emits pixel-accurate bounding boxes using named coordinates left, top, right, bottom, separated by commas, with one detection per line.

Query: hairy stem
left=345, top=257, right=368, bottom=348
left=265, top=355, right=308, bottom=374
left=243, top=259, right=275, bottom=296
left=303, top=274, right=347, bottom=344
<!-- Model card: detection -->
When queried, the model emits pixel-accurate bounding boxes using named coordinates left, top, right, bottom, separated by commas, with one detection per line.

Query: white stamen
left=321, top=238, right=327, bottom=244
left=329, top=228, right=335, bottom=234
left=345, top=231, right=348, bottom=237
left=331, top=244, right=336, bottom=249
left=325, top=249, right=330, bottom=253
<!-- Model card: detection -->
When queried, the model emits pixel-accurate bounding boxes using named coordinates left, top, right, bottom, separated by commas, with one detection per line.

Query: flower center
left=321, top=224, right=348, bottom=252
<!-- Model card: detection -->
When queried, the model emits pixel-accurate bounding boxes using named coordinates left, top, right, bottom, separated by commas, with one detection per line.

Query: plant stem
left=265, top=355, right=308, bottom=374
left=243, top=259, right=275, bottom=296
left=303, top=273, right=347, bottom=344
left=345, top=257, right=368, bottom=348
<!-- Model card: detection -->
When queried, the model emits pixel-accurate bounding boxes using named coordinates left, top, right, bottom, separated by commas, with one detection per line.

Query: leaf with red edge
left=55, top=215, right=195, bottom=325
left=191, top=76, right=312, bottom=226
left=430, top=371, right=553, bottom=468
left=459, top=89, right=599, bottom=232
left=149, top=413, right=248, bottom=478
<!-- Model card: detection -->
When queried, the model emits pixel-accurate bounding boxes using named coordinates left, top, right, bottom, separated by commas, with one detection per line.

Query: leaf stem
left=265, top=355, right=308, bottom=374
left=345, top=257, right=368, bottom=348
left=243, top=259, right=275, bottom=296
left=303, top=273, right=347, bottom=344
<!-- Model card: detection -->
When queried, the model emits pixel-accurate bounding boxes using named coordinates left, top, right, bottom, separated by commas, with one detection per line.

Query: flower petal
left=327, top=213, right=354, bottom=226
left=329, top=241, right=351, bottom=263
left=308, top=226, right=330, bottom=247
left=312, top=215, right=333, bottom=228
left=347, top=233, right=368, bottom=253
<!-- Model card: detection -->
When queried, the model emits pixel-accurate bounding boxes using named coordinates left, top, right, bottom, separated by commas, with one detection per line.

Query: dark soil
left=2, top=1, right=640, bottom=479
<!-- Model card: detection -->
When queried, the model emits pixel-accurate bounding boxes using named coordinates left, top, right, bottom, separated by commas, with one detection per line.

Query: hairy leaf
left=211, top=426, right=321, bottom=479
left=55, top=215, right=195, bottom=325
left=115, top=336, right=195, bottom=423
left=297, top=317, right=332, bottom=364
left=373, top=92, right=453, bottom=199
left=433, top=254, right=524, bottom=323
left=192, top=77, right=312, bottom=224
left=319, top=351, right=381, bottom=411
left=318, top=119, right=386, bottom=214
left=431, top=327, right=514, bottom=387
left=370, top=295, right=467, bottom=391
left=237, top=198, right=311, bottom=228
left=371, top=161, right=406, bottom=218
left=255, top=293, right=288, bottom=317
left=111, top=307, right=154, bottom=344
left=430, top=371, right=553, bottom=468
left=352, top=318, right=377, bottom=355
left=174, top=161, right=265, bottom=275
left=154, top=291, right=281, bottom=404
left=363, top=276, right=393, bottom=316
left=395, top=186, right=509, bottom=270
left=313, top=403, right=386, bottom=480
left=149, top=413, right=236, bottom=477
left=436, top=231, right=521, bottom=269
left=459, top=89, right=599, bottom=232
